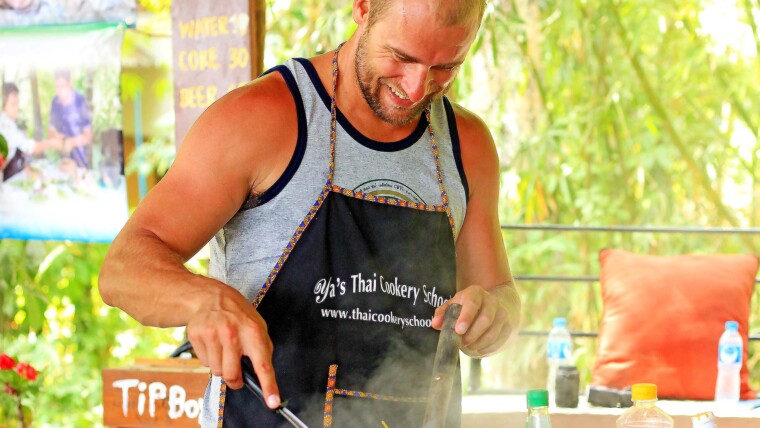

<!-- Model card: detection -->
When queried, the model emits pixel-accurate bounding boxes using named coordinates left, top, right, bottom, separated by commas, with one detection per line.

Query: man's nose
left=402, top=64, right=435, bottom=103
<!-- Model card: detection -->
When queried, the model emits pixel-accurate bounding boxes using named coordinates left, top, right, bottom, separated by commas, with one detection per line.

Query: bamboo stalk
left=608, top=0, right=757, bottom=252
left=741, top=0, right=760, bottom=226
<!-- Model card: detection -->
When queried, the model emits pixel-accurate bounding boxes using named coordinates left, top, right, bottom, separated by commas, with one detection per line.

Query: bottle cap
left=527, top=389, right=549, bottom=408
left=631, top=383, right=657, bottom=401
left=553, top=317, right=567, bottom=328
left=725, top=321, right=739, bottom=332
left=692, top=411, right=716, bottom=427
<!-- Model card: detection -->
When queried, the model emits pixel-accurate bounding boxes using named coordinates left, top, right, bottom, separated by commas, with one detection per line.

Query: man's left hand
left=431, top=285, right=517, bottom=358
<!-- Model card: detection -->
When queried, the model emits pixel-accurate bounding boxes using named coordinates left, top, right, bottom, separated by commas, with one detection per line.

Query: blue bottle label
left=548, top=340, right=571, bottom=360
left=718, top=344, right=742, bottom=364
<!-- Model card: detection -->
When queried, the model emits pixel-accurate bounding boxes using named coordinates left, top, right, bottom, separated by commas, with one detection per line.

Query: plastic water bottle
left=692, top=411, right=718, bottom=428
left=616, top=383, right=674, bottom=428
left=715, top=320, right=742, bottom=402
left=546, top=317, right=572, bottom=398
left=526, top=389, right=552, bottom=428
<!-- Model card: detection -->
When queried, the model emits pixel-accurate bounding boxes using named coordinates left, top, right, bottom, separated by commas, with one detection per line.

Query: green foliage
left=0, top=354, right=39, bottom=427
left=138, top=0, right=171, bottom=14
left=125, top=133, right=175, bottom=179
left=2, top=0, right=759, bottom=425
left=453, top=0, right=760, bottom=391
left=121, top=2, right=176, bottom=180
left=0, top=241, right=182, bottom=426
left=265, top=0, right=355, bottom=60
left=264, top=0, right=760, bottom=393
left=0, top=133, right=8, bottom=158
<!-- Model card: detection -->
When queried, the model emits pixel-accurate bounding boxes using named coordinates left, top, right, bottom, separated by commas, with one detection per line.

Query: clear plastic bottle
left=616, top=383, right=674, bottom=428
left=546, top=317, right=572, bottom=398
left=692, top=411, right=718, bottom=428
left=526, top=389, right=552, bottom=428
left=715, top=320, right=742, bottom=402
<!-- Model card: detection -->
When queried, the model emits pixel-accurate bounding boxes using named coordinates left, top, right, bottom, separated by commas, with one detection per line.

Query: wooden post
left=250, top=0, right=266, bottom=78
left=171, top=0, right=266, bottom=147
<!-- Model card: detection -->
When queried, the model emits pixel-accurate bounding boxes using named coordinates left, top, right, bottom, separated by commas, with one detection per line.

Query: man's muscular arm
left=432, top=104, right=521, bottom=358
left=99, top=72, right=298, bottom=404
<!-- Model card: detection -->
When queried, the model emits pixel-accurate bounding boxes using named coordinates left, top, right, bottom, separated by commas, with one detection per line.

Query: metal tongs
left=240, top=357, right=310, bottom=428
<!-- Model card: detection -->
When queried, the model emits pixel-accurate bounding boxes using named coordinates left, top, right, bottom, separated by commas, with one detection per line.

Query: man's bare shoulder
left=125, top=71, right=301, bottom=259
left=448, top=102, right=498, bottom=192
left=448, top=101, right=493, bottom=149
left=178, top=71, right=300, bottom=194
left=189, top=71, right=296, bottom=146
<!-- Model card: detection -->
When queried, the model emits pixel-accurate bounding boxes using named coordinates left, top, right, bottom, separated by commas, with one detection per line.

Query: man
left=48, top=69, right=92, bottom=169
left=0, top=82, right=60, bottom=180
left=99, top=0, right=521, bottom=426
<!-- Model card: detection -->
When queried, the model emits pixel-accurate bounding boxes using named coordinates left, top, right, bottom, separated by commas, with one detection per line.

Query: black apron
left=221, top=47, right=460, bottom=428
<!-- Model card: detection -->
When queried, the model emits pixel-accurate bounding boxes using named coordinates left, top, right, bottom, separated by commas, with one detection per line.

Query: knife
left=422, top=303, right=463, bottom=428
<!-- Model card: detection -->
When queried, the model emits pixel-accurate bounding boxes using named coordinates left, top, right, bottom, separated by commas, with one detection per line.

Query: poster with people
left=0, top=18, right=129, bottom=241
left=0, top=0, right=135, bottom=27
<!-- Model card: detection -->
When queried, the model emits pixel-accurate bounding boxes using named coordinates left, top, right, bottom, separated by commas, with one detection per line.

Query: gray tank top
left=209, top=57, right=468, bottom=301
left=201, top=58, right=468, bottom=427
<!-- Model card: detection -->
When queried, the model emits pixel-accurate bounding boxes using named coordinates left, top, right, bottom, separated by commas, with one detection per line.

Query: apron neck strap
left=327, top=43, right=457, bottom=238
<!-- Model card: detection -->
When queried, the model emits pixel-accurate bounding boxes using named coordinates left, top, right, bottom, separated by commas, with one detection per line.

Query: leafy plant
left=0, top=133, right=8, bottom=158
left=0, top=354, right=39, bottom=428
left=2, top=1, right=759, bottom=425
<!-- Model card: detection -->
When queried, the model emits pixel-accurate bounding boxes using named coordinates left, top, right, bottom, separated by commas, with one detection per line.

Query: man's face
left=4, top=92, right=19, bottom=121
left=55, top=77, right=73, bottom=105
left=355, top=1, right=478, bottom=126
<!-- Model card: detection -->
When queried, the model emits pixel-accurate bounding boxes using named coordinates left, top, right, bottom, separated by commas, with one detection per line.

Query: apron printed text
left=320, top=307, right=433, bottom=328
left=313, top=272, right=451, bottom=308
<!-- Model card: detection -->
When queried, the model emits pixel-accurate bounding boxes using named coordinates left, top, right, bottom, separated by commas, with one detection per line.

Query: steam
left=288, top=333, right=459, bottom=427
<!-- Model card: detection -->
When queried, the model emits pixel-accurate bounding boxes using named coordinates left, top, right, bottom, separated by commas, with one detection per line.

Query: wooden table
left=103, top=364, right=760, bottom=428
left=462, top=394, right=760, bottom=428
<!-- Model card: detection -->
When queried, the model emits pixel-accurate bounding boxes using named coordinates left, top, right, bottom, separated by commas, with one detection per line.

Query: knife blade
left=422, top=303, right=463, bottom=428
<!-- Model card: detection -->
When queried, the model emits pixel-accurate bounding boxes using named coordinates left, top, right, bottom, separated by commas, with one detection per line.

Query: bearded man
left=100, top=1, right=521, bottom=426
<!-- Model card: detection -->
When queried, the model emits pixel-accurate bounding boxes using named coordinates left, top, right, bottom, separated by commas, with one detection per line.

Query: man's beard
left=354, top=33, right=443, bottom=126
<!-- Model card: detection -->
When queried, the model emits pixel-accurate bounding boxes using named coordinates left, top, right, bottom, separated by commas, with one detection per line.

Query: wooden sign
left=102, top=359, right=210, bottom=427
left=170, top=0, right=265, bottom=147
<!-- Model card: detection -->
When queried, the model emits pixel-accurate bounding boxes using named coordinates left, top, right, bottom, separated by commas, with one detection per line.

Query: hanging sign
left=171, top=0, right=263, bottom=147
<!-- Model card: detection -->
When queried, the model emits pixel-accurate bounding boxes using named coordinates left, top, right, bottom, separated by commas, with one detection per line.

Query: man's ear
left=353, top=0, right=371, bottom=27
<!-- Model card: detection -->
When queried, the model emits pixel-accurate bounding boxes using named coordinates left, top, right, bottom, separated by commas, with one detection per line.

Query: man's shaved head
left=368, top=0, right=487, bottom=28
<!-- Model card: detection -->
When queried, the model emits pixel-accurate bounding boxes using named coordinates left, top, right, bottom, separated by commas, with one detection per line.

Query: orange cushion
left=591, top=248, right=758, bottom=400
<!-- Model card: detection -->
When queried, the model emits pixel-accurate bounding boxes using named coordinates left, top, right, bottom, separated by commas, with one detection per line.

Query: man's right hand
left=98, top=72, right=298, bottom=411
left=186, top=286, right=281, bottom=409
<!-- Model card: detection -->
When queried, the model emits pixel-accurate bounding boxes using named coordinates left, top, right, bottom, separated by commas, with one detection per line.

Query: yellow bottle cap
left=692, top=411, right=715, bottom=422
left=631, top=383, right=657, bottom=401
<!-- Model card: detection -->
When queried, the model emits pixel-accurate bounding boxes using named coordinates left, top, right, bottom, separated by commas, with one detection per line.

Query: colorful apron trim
left=251, top=182, right=332, bottom=308
left=322, top=364, right=426, bottom=428
left=251, top=46, right=456, bottom=309
left=217, top=379, right=227, bottom=428
left=323, top=364, right=338, bottom=428
left=220, top=42, right=458, bottom=425
left=330, top=185, right=446, bottom=212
